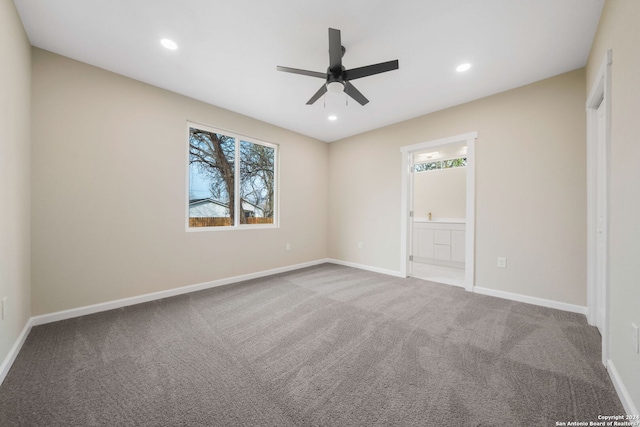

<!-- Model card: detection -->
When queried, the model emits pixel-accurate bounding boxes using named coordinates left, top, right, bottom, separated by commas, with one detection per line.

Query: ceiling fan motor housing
left=327, top=68, right=345, bottom=84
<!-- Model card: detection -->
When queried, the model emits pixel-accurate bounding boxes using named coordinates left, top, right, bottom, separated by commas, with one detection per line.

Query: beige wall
left=413, top=167, right=466, bottom=219
left=5, top=3, right=637, bottom=410
left=31, top=48, right=328, bottom=315
left=586, top=0, right=640, bottom=412
left=0, top=0, right=31, bottom=365
left=329, top=69, right=587, bottom=306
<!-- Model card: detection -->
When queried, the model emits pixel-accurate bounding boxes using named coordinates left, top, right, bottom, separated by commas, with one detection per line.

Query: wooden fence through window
left=189, top=217, right=273, bottom=227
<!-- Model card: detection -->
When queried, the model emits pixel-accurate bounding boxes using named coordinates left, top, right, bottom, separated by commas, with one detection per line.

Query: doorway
left=410, top=142, right=467, bottom=287
left=400, top=132, right=477, bottom=292
left=586, top=50, right=612, bottom=366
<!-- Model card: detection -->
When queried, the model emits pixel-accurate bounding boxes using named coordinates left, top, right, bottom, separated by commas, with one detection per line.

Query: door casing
left=586, top=49, right=612, bottom=366
left=400, top=132, right=477, bottom=292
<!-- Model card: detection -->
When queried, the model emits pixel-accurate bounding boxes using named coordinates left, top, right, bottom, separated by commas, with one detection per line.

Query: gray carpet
left=0, top=264, right=624, bottom=426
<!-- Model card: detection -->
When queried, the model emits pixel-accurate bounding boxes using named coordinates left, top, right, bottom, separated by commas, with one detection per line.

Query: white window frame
left=186, top=121, right=279, bottom=232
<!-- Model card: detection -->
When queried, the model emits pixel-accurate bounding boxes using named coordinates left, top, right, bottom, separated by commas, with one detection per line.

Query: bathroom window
left=443, top=158, right=467, bottom=168
left=414, top=157, right=466, bottom=172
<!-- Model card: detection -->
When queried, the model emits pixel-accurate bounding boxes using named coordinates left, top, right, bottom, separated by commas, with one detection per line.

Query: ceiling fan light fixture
left=327, top=81, right=345, bottom=93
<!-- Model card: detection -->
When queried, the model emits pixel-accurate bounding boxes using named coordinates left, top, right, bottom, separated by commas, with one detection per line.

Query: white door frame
left=586, top=49, right=612, bottom=366
left=400, top=132, right=477, bottom=292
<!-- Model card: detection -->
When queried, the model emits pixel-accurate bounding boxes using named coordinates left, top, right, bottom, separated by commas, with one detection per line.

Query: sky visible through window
left=189, top=165, right=211, bottom=200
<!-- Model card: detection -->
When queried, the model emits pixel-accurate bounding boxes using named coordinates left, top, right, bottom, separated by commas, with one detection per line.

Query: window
left=414, top=157, right=466, bottom=172
left=188, top=123, right=277, bottom=229
left=442, top=158, right=467, bottom=168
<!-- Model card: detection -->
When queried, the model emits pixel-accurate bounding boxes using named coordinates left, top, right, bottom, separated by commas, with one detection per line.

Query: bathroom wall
left=413, top=166, right=466, bottom=219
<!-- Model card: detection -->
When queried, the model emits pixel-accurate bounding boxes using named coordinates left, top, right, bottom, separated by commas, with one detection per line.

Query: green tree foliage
left=414, top=157, right=466, bottom=172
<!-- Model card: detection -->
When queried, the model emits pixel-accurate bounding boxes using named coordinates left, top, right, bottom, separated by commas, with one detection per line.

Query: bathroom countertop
left=414, top=217, right=466, bottom=224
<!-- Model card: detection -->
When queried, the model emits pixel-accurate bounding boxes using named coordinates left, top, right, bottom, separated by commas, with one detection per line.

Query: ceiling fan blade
left=343, top=60, right=399, bottom=81
left=276, top=66, right=327, bottom=79
left=306, top=84, right=328, bottom=105
left=328, top=28, right=343, bottom=73
left=344, top=81, right=369, bottom=106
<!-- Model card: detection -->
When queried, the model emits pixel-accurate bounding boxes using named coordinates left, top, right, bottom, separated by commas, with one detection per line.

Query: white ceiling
left=14, top=0, right=603, bottom=143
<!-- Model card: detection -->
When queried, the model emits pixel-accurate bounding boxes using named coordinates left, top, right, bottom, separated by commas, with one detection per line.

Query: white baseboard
left=607, top=359, right=639, bottom=416
left=328, top=261, right=588, bottom=316
left=0, top=259, right=330, bottom=387
left=0, top=260, right=605, bottom=394
left=31, top=259, right=329, bottom=327
left=473, top=286, right=588, bottom=315
left=0, top=318, right=33, bottom=386
left=327, top=258, right=404, bottom=278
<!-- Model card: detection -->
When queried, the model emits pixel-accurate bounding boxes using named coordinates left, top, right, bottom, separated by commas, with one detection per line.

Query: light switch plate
left=1, top=297, right=7, bottom=320
left=632, top=323, right=639, bottom=354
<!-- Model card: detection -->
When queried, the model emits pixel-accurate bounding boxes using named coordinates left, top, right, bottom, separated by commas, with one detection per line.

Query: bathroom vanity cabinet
left=412, top=220, right=465, bottom=268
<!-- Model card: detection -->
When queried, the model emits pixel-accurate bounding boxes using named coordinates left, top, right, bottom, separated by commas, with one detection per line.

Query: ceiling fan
left=277, top=28, right=399, bottom=106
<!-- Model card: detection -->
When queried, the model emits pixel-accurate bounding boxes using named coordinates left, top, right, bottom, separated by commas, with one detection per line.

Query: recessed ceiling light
left=160, top=38, right=178, bottom=50
left=456, top=63, right=471, bottom=72
left=328, top=115, right=337, bottom=121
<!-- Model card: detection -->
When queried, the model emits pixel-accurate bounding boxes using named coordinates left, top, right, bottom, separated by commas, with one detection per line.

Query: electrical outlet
left=358, top=242, right=363, bottom=250
left=632, top=323, right=639, bottom=354
left=1, top=297, right=7, bottom=320
left=285, top=243, right=291, bottom=252
left=497, top=257, right=507, bottom=269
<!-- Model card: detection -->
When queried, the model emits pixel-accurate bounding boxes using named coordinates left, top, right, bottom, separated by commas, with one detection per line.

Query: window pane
left=414, top=161, right=440, bottom=172
left=188, top=127, right=235, bottom=227
left=240, top=140, right=275, bottom=225
left=417, top=157, right=466, bottom=172
left=443, top=157, right=467, bottom=168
